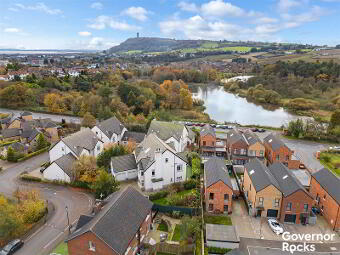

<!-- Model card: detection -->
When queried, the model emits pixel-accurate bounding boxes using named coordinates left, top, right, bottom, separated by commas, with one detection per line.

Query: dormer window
left=165, top=158, right=169, bottom=163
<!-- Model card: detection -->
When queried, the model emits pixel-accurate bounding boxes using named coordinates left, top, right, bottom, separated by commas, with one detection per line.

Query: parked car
left=0, top=239, right=24, bottom=255
left=160, top=233, right=168, bottom=242
left=329, top=146, right=340, bottom=152
left=268, top=219, right=284, bottom=235
left=258, top=129, right=266, bottom=133
left=299, top=163, right=306, bottom=169
left=251, top=128, right=259, bottom=132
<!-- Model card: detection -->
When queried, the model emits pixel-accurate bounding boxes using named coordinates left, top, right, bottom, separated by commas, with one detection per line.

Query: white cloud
left=178, top=2, right=199, bottom=12
left=90, top=2, right=103, bottom=10
left=201, top=0, right=245, bottom=17
left=4, top=28, right=20, bottom=33
left=13, top=2, right=62, bottom=15
left=88, top=15, right=141, bottom=30
left=255, top=17, right=278, bottom=24
left=87, top=37, right=117, bottom=49
left=121, top=7, right=149, bottom=21
left=278, top=0, right=301, bottom=12
left=78, top=31, right=92, bottom=37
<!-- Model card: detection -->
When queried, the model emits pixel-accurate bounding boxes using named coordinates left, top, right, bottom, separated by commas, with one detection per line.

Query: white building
left=147, top=120, right=195, bottom=152
left=136, top=133, right=188, bottom=191
left=92, top=116, right=127, bottom=145
left=110, top=154, right=138, bottom=182
left=43, top=153, right=76, bottom=183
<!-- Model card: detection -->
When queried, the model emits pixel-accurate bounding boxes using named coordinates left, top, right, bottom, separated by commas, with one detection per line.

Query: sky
left=1, top=0, right=340, bottom=50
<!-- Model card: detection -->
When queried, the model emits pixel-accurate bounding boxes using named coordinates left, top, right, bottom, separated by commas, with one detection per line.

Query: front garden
left=319, top=152, right=340, bottom=177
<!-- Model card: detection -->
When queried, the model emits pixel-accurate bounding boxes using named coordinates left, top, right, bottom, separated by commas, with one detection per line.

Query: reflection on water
left=192, top=85, right=302, bottom=127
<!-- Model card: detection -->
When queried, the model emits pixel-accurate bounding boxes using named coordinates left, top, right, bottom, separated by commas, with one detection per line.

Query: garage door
left=267, top=209, right=278, bottom=218
left=284, top=214, right=296, bottom=223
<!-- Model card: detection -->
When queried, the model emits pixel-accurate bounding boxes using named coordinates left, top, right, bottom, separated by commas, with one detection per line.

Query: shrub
left=20, top=175, right=42, bottom=182
left=207, top=247, right=232, bottom=254
left=149, top=190, right=169, bottom=201
left=71, top=180, right=91, bottom=189
left=183, top=179, right=197, bottom=190
left=17, top=147, right=49, bottom=162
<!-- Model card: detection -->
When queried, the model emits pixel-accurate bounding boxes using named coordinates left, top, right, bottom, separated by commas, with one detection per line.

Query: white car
left=268, top=219, right=284, bottom=235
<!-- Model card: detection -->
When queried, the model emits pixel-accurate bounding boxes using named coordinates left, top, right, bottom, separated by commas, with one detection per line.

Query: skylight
left=283, top=175, right=288, bottom=179
left=145, top=148, right=150, bottom=153
left=230, top=134, right=233, bottom=137
left=249, top=170, right=255, bottom=175
left=268, top=139, right=273, bottom=143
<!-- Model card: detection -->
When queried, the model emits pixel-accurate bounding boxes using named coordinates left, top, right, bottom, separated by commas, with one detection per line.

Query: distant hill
left=107, top=37, right=212, bottom=53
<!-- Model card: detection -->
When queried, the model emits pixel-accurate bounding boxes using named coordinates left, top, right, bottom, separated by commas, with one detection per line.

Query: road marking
left=25, top=224, right=46, bottom=242
left=43, top=232, right=64, bottom=249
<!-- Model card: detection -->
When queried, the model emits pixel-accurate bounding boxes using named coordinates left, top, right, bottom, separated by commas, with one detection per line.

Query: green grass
left=319, top=152, right=340, bottom=177
left=201, top=42, right=219, bottom=48
left=186, top=166, right=192, bottom=178
left=204, top=215, right=232, bottom=225
left=157, top=252, right=176, bottom=255
left=157, top=220, right=169, bottom=232
left=52, top=242, right=68, bottom=255
left=171, top=224, right=182, bottom=241
left=153, top=189, right=195, bottom=206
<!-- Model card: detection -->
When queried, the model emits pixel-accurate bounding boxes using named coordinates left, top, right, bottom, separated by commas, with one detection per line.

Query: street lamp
left=65, top=205, right=70, bottom=233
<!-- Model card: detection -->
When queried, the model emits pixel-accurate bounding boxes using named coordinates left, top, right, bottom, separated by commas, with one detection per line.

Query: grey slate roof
left=61, top=128, right=101, bottom=157
left=96, top=116, right=125, bottom=139
left=75, top=215, right=93, bottom=231
left=264, top=133, right=289, bottom=151
left=245, top=158, right=280, bottom=192
left=54, top=153, right=77, bottom=178
left=67, top=186, right=153, bottom=255
left=244, top=131, right=262, bottom=146
left=204, top=157, right=232, bottom=188
left=4, top=142, right=26, bottom=152
left=312, top=168, right=340, bottom=204
left=20, top=111, right=32, bottom=117
left=200, top=124, right=216, bottom=137
left=1, top=128, right=21, bottom=138
left=268, top=163, right=312, bottom=198
left=227, top=129, right=247, bottom=146
left=0, top=115, right=12, bottom=125
left=111, top=154, right=137, bottom=173
left=122, top=131, right=146, bottom=143
left=147, top=120, right=184, bottom=142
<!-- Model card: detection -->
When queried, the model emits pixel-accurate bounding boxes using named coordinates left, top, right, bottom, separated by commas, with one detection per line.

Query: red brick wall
left=279, top=190, right=314, bottom=224
left=310, top=177, right=340, bottom=230
left=200, top=134, right=216, bottom=147
left=205, top=180, right=233, bottom=214
left=265, top=144, right=293, bottom=165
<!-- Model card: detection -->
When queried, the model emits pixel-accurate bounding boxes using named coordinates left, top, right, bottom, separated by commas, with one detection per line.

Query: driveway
left=0, top=152, right=94, bottom=255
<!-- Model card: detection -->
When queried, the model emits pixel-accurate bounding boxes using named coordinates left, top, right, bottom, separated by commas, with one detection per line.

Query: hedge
left=183, top=179, right=197, bottom=190
left=20, top=174, right=42, bottom=182
left=207, top=247, right=232, bottom=254
left=0, top=140, right=19, bottom=147
left=149, top=190, right=169, bottom=201
left=17, top=147, right=49, bottom=162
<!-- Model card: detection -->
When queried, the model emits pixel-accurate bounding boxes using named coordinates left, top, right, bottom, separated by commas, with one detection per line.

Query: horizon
left=1, top=0, right=340, bottom=50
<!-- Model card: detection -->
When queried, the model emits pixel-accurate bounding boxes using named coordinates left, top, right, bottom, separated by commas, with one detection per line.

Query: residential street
left=0, top=153, right=94, bottom=255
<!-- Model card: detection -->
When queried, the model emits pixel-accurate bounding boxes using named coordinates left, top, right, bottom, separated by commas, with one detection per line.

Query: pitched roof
left=147, top=120, right=184, bottom=142
left=263, top=133, right=290, bottom=151
left=204, top=157, right=232, bottom=188
left=1, top=128, right=21, bottom=138
left=122, top=131, right=146, bottom=143
left=268, top=163, right=312, bottom=198
left=96, top=116, right=125, bottom=139
left=75, top=215, right=93, bottom=231
left=54, top=153, right=77, bottom=178
left=67, top=186, right=153, bottom=255
left=21, top=111, right=32, bottom=117
left=244, top=158, right=280, bottom=192
left=227, top=129, right=247, bottom=146
left=200, top=124, right=216, bottom=137
left=111, top=154, right=137, bottom=173
left=244, top=131, right=262, bottom=146
left=61, top=128, right=101, bottom=157
left=312, top=168, right=340, bottom=204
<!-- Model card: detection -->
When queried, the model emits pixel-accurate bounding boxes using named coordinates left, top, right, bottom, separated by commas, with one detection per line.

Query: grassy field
left=52, top=242, right=68, bottom=255
left=204, top=214, right=232, bottom=225
left=319, top=152, right=340, bottom=177
left=171, top=224, right=182, bottom=241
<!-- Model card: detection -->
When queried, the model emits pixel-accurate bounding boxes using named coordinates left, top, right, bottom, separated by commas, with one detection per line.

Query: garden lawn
left=171, top=224, right=182, bottom=241
left=157, top=220, right=168, bottom=232
left=153, top=189, right=195, bottom=206
left=320, top=152, right=340, bottom=177
left=204, top=215, right=232, bottom=225
left=52, top=242, right=68, bottom=255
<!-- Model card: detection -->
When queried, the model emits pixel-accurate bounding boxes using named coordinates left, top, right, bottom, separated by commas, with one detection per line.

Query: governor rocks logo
left=281, top=232, right=336, bottom=254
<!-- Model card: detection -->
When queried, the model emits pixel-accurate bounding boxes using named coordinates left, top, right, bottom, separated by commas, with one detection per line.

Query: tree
left=91, top=170, right=119, bottom=199
left=330, top=110, right=340, bottom=128
left=287, top=119, right=305, bottom=138
left=97, top=145, right=128, bottom=170
left=44, top=93, right=66, bottom=113
left=179, top=216, right=201, bottom=242
left=35, top=133, right=48, bottom=150
left=6, top=146, right=17, bottom=162
left=82, top=112, right=96, bottom=128
left=72, top=155, right=98, bottom=182
left=192, top=157, right=201, bottom=178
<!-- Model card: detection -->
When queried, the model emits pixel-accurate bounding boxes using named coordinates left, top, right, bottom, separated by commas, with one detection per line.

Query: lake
left=192, top=85, right=304, bottom=127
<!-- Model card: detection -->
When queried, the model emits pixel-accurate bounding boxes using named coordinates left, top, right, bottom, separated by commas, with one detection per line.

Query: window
left=96, top=131, right=98, bottom=135
left=303, top=204, right=308, bottom=213
left=212, top=141, right=215, bottom=146
left=286, top=155, right=290, bottom=161
left=165, top=158, right=169, bottom=163
left=176, top=176, right=182, bottom=181
left=249, top=150, right=255, bottom=156
left=224, top=194, right=229, bottom=201
left=97, top=145, right=100, bottom=151
left=249, top=184, right=251, bottom=191
left=323, top=194, right=326, bottom=200
left=224, top=205, right=228, bottom=212
left=259, top=197, right=264, bottom=206
left=177, top=165, right=183, bottom=172
left=260, top=150, right=264, bottom=157
left=276, top=155, right=280, bottom=161
left=316, top=194, right=320, bottom=204
left=152, top=170, right=155, bottom=176
left=208, top=204, right=213, bottom=211
left=286, top=202, right=292, bottom=211
left=275, top=198, right=280, bottom=207
left=209, top=193, right=214, bottom=200
left=203, top=141, right=206, bottom=146
left=140, top=171, right=144, bottom=176
left=61, top=147, right=64, bottom=151
left=88, top=241, right=96, bottom=252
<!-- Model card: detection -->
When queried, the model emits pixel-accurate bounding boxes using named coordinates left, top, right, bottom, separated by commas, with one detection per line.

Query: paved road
left=0, top=108, right=81, bottom=124
left=0, top=153, right=94, bottom=255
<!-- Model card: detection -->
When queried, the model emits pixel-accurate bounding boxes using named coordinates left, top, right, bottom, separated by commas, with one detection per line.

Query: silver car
left=268, top=219, right=284, bottom=235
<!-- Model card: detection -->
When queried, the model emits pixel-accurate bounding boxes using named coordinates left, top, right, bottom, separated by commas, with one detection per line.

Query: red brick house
left=204, top=157, right=233, bottom=214
left=199, top=124, right=217, bottom=157
left=263, top=134, right=298, bottom=169
left=227, top=129, right=248, bottom=165
left=67, top=186, right=153, bottom=255
left=268, top=163, right=314, bottom=224
left=310, top=169, right=340, bottom=231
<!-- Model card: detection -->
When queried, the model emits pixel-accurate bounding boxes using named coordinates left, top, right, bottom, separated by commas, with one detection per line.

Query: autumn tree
left=91, top=170, right=119, bottom=199
left=72, top=155, right=98, bottom=182
left=35, top=133, right=49, bottom=150
left=44, top=93, right=66, bottom=113
left=82, top=112, right=96, bottom=128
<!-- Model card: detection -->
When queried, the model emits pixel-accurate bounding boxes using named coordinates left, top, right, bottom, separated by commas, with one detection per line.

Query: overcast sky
left=1, top=0, right=340, bottom=50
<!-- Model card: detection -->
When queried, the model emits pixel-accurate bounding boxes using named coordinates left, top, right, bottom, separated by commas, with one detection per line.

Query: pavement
left=0, top=152, right=94, bottom=255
